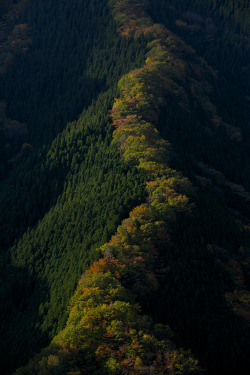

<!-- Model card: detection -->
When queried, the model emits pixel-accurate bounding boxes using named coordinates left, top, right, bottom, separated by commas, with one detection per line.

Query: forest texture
left=0, top=0, right=249, bottom=374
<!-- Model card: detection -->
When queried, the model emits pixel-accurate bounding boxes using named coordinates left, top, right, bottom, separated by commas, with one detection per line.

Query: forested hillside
left=149, top=0, right=250, bottom=192
left=0, top=1, right=148, bottom=373
left=0, top=0, right=249, bottom=374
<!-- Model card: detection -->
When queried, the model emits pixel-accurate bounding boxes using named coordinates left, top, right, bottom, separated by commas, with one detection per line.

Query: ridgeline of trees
left=0, top=0, right=249, bottom=374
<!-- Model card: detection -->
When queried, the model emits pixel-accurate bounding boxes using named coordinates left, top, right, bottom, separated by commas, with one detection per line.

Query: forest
left=0, top=0, right=249, bottom=374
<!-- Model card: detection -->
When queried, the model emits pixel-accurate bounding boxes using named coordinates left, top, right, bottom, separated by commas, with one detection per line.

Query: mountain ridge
left=0, top=0, right=249, bottom=374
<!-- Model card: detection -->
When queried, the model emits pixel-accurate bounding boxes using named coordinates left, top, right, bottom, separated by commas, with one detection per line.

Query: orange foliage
left=86, top=258, right=123, bottom=280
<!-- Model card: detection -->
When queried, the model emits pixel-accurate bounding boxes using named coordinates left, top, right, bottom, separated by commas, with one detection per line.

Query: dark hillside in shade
left=149, top=0, right=250, bottom=191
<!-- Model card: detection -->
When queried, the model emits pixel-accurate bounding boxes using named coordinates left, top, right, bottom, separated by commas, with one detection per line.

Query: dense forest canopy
left=0, top=0, right=249, bottom=374
left=0, top=1, right=148, bottom=373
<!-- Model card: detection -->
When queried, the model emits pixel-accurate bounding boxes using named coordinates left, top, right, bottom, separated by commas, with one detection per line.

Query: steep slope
left=13, top=1, right=250, bottom=375
left=149, top=0, right=250, bottom=192
left=108, top=2, right=250, bottom=373
left=0, top=1, right=148, bottom=373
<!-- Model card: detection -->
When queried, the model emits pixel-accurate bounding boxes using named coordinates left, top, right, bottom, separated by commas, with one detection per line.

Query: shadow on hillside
left=0, top=76, right=106, bottom=253
left=0, top=258, right=50, bottom=374
left=148, top=210, right=250, bottom=375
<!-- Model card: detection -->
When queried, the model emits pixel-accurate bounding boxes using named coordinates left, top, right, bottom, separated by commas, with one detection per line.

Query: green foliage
left=0, top=92, right=147, bottom=374
left=1, top=1, right=250, bottom=375
left=0, top=1, right=149, bottom=373
left=108, top=2, right=250, bottom=375
left=16, top=257, right=201, bottom=375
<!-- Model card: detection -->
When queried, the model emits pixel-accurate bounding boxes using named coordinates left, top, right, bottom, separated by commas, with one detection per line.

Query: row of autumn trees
left=14, top=1, right=203, bottom=374
left=10, top=0, right=250, bottom=374
left=15, top=258, right=199, bottom=374
left=109, top=4, right=250, bottom=375
left=109, top=4, right=250, bottom=372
